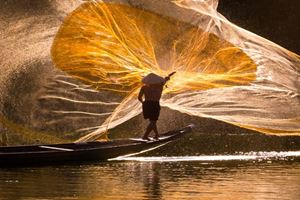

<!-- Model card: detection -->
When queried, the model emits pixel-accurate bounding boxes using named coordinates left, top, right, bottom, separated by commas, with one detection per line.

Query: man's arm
left=138, top=86, right=144, bottom=103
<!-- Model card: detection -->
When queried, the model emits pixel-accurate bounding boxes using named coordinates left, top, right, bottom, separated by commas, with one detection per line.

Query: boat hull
left=0, top=125, right=193, bottom=167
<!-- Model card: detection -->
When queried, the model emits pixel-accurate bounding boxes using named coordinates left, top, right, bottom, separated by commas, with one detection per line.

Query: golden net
left=51, top=2, right=260, bottom=141
left=51, top=2, right=256, bottom=94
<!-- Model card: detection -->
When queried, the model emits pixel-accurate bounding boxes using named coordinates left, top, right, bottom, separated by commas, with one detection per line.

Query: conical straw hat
left=142, top=73, right=165, bottom=84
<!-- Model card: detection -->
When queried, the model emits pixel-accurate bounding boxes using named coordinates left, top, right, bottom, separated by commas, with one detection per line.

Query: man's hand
left=165, top=71, right=176, bottom=81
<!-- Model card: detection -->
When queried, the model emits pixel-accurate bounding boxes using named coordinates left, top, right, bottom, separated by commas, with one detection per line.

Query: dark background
left=218, top=0, right=300, bottom=55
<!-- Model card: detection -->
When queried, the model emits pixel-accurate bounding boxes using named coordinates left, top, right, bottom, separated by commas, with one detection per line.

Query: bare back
left=142, top=85, right=164, bottom=102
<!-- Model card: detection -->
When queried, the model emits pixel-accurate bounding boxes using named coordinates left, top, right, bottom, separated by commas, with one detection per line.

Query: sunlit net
left=52, top=2, right=256, bottom=91
left=50, top=0, right=300, bottom=142
left=51, top=1, right=257, bottom=141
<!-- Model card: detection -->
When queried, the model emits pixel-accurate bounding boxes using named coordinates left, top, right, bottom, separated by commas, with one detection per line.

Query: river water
left=1, top=153, right=300, bottom=200
left=1, top=1, right=300, bottom=199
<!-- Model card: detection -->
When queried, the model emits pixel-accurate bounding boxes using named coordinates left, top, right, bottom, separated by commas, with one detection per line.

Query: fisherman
left=138, top=72, right=176, bottom=140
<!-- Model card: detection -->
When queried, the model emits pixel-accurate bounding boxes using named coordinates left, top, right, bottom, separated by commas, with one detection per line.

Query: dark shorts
left=142, top=101, right=161, bottom=121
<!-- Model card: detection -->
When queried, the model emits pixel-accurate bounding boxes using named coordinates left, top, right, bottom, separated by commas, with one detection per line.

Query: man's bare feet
left=142, top=137, right=151, bottom=141
left=153, top=136, right=159, bottom=140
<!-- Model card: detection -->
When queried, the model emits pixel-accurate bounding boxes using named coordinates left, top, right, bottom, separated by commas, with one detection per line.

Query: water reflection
left=1, top=158, right=300, bottom=200
left=112, top=151, right=300, bottom=162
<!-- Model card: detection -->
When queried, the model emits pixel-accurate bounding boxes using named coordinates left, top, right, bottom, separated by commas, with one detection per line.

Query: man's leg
left=152, top=121, right=159, bottom=139
left=142, top=121, right=153, bottom=140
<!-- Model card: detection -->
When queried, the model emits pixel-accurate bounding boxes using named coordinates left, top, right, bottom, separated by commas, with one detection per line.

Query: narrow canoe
left=0, top=125, right=193, bottom=167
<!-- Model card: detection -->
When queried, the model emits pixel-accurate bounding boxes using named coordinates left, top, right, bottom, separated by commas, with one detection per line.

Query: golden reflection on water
left=0, top=160, right=299, bottom=200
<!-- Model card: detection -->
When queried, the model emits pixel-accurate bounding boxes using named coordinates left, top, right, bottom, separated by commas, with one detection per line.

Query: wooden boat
left=0, top=125, right=193, bottom=167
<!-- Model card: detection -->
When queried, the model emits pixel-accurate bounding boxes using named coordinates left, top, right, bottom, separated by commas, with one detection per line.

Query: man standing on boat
left=138, top=72, right=176, bottom=140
